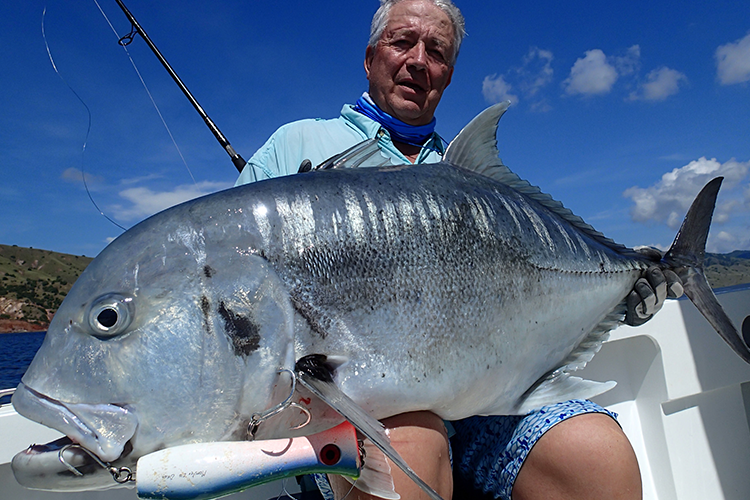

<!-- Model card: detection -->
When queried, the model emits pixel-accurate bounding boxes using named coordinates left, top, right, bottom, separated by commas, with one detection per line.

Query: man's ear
left=364, top=45, right=374, bottom=80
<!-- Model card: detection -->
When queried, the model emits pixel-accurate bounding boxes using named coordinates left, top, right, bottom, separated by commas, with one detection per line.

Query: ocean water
left=0, top=331, right=45, bottom=392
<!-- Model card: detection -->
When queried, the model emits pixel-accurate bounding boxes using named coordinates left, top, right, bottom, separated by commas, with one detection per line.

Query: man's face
left=365, top=0, right=455, bottom=127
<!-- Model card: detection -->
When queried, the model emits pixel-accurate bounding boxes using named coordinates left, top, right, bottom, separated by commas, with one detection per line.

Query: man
left=237, top=1, right=676, bottom=498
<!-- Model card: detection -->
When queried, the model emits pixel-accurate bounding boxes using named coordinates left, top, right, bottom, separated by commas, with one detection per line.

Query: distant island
left=1, top=244, right=749, bottom=333
left=0, top=244, right=92, bottom=333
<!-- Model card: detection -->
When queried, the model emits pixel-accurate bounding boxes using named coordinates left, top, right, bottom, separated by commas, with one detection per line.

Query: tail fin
left=663, top=177, right=750, bottom=363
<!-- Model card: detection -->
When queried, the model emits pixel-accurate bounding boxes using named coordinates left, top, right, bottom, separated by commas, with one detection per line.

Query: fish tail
left=662, top=177, right=750, bottom=363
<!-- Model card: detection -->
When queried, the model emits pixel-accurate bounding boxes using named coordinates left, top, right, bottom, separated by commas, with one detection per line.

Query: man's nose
left=406, top=42, right=428, bottom=70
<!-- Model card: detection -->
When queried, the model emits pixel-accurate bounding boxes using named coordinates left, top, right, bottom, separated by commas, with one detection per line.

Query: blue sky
left=2, top=0, right=749, bottom=257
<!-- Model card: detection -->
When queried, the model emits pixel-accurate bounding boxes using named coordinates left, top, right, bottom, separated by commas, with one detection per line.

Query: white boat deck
left=2, top=286, right=749, bottom=499
left=580, top=285, right=750, bottom=500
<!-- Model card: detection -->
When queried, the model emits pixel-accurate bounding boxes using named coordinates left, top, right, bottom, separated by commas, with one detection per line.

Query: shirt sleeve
left=236, top=123, right=306, bottom=186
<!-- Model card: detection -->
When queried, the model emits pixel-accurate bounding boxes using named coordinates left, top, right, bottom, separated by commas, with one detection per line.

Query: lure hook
left=58, top=443, right=134, bottom=484
left=247, top=369, right=312, bottom=440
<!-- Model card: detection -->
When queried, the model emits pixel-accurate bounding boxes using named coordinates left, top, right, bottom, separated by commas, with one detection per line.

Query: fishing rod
left=113, top=0, right=247, bottom=172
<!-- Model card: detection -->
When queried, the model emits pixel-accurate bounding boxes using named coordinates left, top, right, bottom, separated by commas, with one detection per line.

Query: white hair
left=368, top=0, right=466, bottom=65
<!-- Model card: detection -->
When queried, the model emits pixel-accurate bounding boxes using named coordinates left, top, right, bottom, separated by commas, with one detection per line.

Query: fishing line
left=93, top=0, right=197, bottom=185
left=41, top=6, right=127, bottom=232
left=274, top=479, right=298, bottom=500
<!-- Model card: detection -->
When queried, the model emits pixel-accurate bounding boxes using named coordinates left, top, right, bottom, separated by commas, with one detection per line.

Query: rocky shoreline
left=0, top=319, right=46, bottom=334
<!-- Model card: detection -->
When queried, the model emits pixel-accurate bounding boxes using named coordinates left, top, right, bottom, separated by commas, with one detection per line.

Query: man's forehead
left=381, top=4, right=454, bottom=44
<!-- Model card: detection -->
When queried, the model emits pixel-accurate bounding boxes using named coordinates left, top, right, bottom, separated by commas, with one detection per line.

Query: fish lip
left=12, top=383, right=138, bottom=464
left=12, top=435, right=136, bottom=490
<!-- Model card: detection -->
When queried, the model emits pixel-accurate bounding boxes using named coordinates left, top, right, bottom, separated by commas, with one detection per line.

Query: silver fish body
left=11, top=103, right=745, bottom=491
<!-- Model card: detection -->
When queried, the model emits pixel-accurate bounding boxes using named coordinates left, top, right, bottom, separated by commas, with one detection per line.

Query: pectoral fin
left=514, top=371, right=616, bottom=415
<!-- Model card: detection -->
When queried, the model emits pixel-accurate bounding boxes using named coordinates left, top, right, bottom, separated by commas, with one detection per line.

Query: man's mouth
left=398, top=80, right=427, bottom=93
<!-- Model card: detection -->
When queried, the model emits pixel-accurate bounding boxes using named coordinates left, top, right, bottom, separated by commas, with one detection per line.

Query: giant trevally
left=11, top=103, right=749, bottom=496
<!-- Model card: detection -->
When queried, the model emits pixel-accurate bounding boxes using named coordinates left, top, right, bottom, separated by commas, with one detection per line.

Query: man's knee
left=512, top=413, right=641, bottom=500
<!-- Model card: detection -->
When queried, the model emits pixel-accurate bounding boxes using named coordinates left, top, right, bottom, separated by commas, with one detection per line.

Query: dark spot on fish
left=295, top=354, right=335, bottom=383
left=203, top=265, right=215, bottom=278
left=201, top=296, right=212, bottom=335
left=290, top=292, right=329, bottom=339
left=219, top=301, right=261, bottom=356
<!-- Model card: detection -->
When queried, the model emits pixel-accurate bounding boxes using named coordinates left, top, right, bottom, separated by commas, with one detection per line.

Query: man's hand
left=626, top=265, right=684, bottom=326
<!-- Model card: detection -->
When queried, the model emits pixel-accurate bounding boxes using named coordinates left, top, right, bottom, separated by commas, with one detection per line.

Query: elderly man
left=237, top=1, right=673, bottom=498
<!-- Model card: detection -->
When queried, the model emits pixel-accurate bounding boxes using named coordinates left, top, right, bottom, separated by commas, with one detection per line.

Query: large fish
left=11, top=103, right=749, bottom=495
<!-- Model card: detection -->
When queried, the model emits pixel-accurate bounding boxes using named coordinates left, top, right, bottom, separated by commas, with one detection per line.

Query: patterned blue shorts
left=451, top=399, right=616, bottom=499
left=313, top=399, right=615, bottom=500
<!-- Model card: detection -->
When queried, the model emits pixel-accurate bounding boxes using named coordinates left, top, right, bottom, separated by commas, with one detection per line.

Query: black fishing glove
left=625, top=247, right=684, bottom=326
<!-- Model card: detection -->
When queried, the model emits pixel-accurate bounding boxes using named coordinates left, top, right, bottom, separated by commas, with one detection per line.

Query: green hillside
left=0, top=244, right=93, bottom=329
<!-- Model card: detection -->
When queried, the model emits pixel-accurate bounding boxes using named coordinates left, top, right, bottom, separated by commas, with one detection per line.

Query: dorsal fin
left=445, top=102, right=637, bottom=256
left=444, top=101, right=510, bottom=172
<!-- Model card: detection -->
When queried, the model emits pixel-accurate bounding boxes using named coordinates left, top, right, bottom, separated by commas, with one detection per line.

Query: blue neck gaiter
left=353, top=93, right=437, bottom=145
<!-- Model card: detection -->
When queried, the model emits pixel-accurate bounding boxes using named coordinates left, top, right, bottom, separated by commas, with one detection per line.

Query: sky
left=1, top=0, right=749, bottom=257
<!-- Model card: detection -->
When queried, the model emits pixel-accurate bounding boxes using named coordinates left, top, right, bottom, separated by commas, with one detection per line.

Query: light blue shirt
left=236, top=104, right=446, bottom=185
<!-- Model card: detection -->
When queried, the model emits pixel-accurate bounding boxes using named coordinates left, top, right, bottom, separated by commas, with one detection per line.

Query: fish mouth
left=11, top=383, right=138, bottom=467
left=12, top=435, right=135, bottom=491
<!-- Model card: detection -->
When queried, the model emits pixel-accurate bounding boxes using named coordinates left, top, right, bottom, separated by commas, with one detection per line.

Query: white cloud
left=629, top=67, right=688, bottom=101
left=715, top=32, right=750, bottom=85
left=614, top=45, right=641, bottom=77
left=482, top=74, right=519, bottom=104
left=111, top=181, right=232, bottom=221
left=563, top=49, right=618, bottom=96
left=623, top=158, right=750, bottom=252
left=517, top=47, right=554, bottom=96
left=61, top=167, right=104, bottom=188
left=482, top=47, right=554, bottom=108
left=710, top=230, right=750, bottom=254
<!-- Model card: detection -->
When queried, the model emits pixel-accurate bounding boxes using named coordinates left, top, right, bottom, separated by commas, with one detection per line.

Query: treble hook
left=58, top=443, right=134, bottom=484
left=247, top=369, right=312, bottom=440
left=118, top=23, right=139, bottom=46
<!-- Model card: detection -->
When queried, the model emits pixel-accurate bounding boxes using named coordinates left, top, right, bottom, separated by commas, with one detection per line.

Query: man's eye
left=393, top=39, right=413, bottom=49
left=429, top=49, right=446, bottom=62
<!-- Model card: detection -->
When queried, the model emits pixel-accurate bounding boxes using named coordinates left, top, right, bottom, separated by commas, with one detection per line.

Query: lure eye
left=87, top=293, right=135, bottom=338
left=319, top=444, right=342, bottom=466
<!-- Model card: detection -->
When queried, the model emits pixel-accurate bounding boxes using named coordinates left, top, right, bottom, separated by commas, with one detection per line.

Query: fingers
left=625, top=266, right=684, bottom=326
left=626, top=289, right=650, bottom=326
left=663, top=269, right=684, bottom=298
left=645, top=267, right=668, bottom=308
left=635, top=278, right=657, bottom=316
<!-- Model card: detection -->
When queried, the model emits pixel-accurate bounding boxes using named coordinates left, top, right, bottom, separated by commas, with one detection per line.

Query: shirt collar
left=340, top=104, right=446, bottom=158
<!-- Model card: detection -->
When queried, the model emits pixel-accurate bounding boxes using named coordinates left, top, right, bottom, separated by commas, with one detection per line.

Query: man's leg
left=512, top=413, right=641, bottom=500
left=451, top=400, right=640, bottom=500
left=328, top=411, right=452, bottom=500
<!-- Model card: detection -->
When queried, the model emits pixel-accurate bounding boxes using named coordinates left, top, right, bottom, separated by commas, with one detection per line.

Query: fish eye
left=87, top=293, right=135, bottom=338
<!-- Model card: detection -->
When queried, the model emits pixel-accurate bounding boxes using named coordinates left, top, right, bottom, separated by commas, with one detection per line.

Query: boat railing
left=0, top=388, right=16, bottom=407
